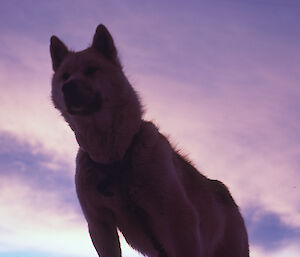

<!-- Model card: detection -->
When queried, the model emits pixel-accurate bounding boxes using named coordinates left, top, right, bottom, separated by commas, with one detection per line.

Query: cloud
left=1, top=2, right=300, bottom=255
left=133, top=64, right=300, bottom=230
left=0, top=34, right=78, bottom=166
left=0, top=132, right=75, bottom=197
left=139, top=73, right=300, bottom=253
left=0, top=174, right=92, bottom=256
left=246, top=210, right=300, bottom=251
left=0, top=133, right=144, bottom=257
left=251, top=243, right=300, bottom=257
left=0, top=175, right=142, bottom=257
left=0, top=132, right=83, bottom=255
left=0, top=176, right=142, bottom=257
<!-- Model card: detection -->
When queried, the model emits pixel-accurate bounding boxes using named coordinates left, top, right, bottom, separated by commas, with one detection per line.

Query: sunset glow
left=0, top=1, right=300, bottom=256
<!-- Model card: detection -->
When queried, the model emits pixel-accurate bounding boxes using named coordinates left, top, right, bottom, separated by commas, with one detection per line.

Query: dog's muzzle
left=62, top=80, right=101, bottom=115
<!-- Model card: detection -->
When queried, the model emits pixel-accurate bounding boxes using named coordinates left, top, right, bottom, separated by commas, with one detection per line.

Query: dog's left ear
left=50, top=36, right=69, bottom=71
left=92, top=24, right=118, bottom=62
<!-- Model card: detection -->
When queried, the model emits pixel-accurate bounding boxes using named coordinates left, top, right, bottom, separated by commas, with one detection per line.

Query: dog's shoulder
left=136, top=121, right=160, bottom=147
left=207, top=179, right=238, bottom=207
left=130, top=120, right=172, bottom=164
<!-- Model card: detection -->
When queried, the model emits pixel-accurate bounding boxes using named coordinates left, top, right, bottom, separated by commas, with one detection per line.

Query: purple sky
left=0, top=1, right=300, bottom=256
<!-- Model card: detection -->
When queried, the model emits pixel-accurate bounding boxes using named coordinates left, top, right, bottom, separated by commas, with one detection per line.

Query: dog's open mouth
left=62, top=81, right=102, bottom=116
left=66, top=94, right=102, bottom=115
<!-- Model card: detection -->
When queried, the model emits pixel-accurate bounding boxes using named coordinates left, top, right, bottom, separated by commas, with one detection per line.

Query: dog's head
left=50, top=25, right=142, bottom=163
left=50, top=24, right=130, bottom=117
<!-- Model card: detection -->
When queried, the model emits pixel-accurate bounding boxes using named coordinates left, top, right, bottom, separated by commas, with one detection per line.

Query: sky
left=0, top=0, right=300, bottom=256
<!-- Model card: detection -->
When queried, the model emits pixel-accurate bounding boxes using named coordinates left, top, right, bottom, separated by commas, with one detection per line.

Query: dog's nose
left=62, top=81, right=85, bottom=107
left=62, top=80, right=102, bottom=115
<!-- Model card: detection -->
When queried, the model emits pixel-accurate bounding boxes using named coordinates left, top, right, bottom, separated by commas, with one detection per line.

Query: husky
left=50, top=24, right=249, bottom=257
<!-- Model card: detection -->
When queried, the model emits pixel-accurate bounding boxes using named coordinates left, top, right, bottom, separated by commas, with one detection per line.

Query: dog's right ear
left=50, top=36, right=68, bottom=71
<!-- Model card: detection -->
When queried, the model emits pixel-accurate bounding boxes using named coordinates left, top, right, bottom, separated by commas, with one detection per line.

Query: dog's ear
left=50, top=36, right=68, bottom=71
left=92, top=24, right=118, bottom=62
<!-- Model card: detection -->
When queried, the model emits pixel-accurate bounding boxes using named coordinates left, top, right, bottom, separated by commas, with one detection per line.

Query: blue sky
left=0, top=1, right=300, bottom=256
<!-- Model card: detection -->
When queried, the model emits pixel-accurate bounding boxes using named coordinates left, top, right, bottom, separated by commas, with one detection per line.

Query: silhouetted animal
left=50, top=24, right=249, bottom=257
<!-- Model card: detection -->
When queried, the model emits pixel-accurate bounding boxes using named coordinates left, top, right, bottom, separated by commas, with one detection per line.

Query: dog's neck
left=86, top=124, right=142, bottom=170
left=77, top=118, right=142, bottom=164
left=68, top=98, right=142, bottom=164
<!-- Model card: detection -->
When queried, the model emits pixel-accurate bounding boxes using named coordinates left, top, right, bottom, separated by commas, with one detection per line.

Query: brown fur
left=50, top=24, right=249, bottom=257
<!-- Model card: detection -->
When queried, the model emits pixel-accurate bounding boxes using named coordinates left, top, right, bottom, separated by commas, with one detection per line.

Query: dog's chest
left=76, top=153, right=157, bottom=226
left=76, top=158, right=130, bottom=210
left=75, top=154, right=165, bottom=256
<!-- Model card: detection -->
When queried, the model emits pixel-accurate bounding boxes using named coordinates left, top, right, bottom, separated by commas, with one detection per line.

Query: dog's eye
left=85, top=66, right=99, bottom=77
left=62, top=72, right=70, bottom=81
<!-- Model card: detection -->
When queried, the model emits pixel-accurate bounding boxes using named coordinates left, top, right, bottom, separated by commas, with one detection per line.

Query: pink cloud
left=0, top=34, right=78, bottom=166
left=0, top=176, right=92, bottom=255
left=134, top=70, right=300, bottom=228
left=251, top=243, right=300, bottom=257
left=0, top=173, right=143, bottom=257
left=1, top=9, right=300, bottom=255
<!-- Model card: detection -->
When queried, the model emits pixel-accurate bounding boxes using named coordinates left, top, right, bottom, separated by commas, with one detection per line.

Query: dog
left=50, top=24, right=249, bottom=257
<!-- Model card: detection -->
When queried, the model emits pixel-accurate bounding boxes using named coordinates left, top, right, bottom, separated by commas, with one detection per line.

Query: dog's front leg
left=88, top=221, right=121, bottom=257
left=75, top=149, right=122, bottom=257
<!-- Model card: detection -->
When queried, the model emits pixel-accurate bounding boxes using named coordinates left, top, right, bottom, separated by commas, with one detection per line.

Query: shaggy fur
left=50, top=24, right=249, bottom=257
